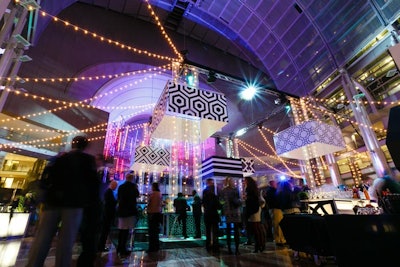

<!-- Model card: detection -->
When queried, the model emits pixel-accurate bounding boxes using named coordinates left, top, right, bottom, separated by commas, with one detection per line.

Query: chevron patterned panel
left=134, top=146, right=170, bottom=166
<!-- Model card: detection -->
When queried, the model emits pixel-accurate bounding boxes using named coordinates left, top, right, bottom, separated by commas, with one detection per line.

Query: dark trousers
left=226, top=222, right=240, bottom=252
left=251, top=221, right=266, bottom=251
left=77, top=203, right=102, bottom=267
left=193, top=214, right=202, bottom=238
left=117, top=229, right=130, bottom=254
left=98, top=212, right=115, bottom=251
left=177, top=214, right=187, bottom=237
left=147, top=213, right=161, bottom=251
left=205, top=221, right=219, bottom=252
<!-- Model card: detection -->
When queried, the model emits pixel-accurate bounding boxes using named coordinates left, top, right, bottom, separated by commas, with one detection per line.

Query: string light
left=39, top=11, right=177, bottom=62
left=0, top=64, right=171, bottom=83
left=257, top=127, right=299, bottom=176
left=144, top=0, right=184, bottom=62
left=238, top=141, right=302, bottom=178
left=0, top=69, right=163, bottom=124
left=304, top=96, right=400, bottom=107
left=302, top=99, right=387, bottom=134
left=237, top=139, right=301, bottom=167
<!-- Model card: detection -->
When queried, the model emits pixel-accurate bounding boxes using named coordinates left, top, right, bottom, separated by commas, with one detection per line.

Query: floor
left=1, top=235, right=338, bottom=267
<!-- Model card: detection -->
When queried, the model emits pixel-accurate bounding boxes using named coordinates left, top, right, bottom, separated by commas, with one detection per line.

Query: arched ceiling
left=8, top=0, right=400, bottom=161
left=32, top=0, right=400, bottom=97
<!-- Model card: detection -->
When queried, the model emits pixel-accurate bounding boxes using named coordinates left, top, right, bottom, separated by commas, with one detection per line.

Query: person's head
left=192, top=190, right=197, bottom=196
left=152, top=182, right=160, bottom=192
left=206, top=178, right=214, bottom=187
left=177, top=192, right=183, bottom=198
left=109, top=180, right=118, bottom=190
left=125, top=172, right=134, bottom=182
left=95, top=154, right=105, bottom=167
left=224, top=176, right=234, bottom=188
left=269, top=180, right=277, bottom=188
left=72, top=135, right=89, bottom=150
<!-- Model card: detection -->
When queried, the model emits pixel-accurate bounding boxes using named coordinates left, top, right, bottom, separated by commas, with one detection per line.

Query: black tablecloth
left=280, top=214, right=400, bottom=266
left=280, top=214, right=332, bottom=256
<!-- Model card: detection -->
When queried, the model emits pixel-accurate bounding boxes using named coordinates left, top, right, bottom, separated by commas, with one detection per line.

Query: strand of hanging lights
left=0, top=66, right=163, bottom=124
left=303, top=100, right=386, bottom=134
left=39, top=11, right=177, bottom=62
left=257, top=126, right=299, bottom=177
left=238, top=140, right=302, bottom=178
left=0, top=119, right=148, bottom=150
left=0, top=64, right=171, bottom=83
left=304, top=96, right=400, bottom=107
left=144, top=0, right=184, bottom=62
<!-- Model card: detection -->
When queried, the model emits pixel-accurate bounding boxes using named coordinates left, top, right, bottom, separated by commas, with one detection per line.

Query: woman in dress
left=146, top=182, right=163, bottom=253
left=245, top=176, right=266, bottom=253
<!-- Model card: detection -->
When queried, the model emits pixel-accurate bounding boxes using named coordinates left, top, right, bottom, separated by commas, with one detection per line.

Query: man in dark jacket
left=173, top=192, right=189, bottom=238
left=202, top=178, right=222, bottom=253
left=97, top=180, right=118, bottom=252
left=116, top=172, right=139, bottom=257
left=191, top=190, right=202, bottom=238
left=26, top=136, right=98, bottom=267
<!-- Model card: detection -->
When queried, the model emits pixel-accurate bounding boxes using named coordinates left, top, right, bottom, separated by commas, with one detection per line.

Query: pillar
left=341, top=69, right=391, bottom=177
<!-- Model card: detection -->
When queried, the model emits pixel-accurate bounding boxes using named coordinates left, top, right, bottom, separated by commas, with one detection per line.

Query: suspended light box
left=201, top=156, right=244, bottom=179
left=273, top=121, right=345, bottom=160
left=131, top=145, right=170, bottom=172
left=149, top=81, right=228, bottom=142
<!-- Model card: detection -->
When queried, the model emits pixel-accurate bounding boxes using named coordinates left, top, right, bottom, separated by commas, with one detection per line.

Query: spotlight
left=240, top=85, right=257, bottom=100
left=186, top=70, right=194, bottom=86
left=216, top=137, right=222, bottom=145
left=207, top=70, right=217, bottom=84
left=235, top=127, right=247, bottom=137
left=274, top=98, right=281, bottom=105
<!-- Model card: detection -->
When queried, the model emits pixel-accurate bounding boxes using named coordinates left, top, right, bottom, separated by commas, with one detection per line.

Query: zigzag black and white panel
left=241, top=158, right=255, bottom=174
left=134, top=146, right=170, bottom=166
left=201, top=156, right=243, bottom=179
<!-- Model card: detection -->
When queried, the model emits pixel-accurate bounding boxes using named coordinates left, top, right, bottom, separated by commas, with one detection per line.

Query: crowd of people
left=23, top=137, right=400, bottom=266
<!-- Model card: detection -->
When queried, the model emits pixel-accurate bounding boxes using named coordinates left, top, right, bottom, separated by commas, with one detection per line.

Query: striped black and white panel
left=201, top=156, right=243, bottom=179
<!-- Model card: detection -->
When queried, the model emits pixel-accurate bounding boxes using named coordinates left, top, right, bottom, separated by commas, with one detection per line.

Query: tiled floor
left=1, top=236, right=338, bottom=267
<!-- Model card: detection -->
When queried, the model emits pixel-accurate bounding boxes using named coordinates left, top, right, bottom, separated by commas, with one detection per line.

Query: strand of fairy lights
left=258, top=128, right=301, bottom=167
left=144, top=0, right=183, bottom=62
left=0, top=102, right=152, bottom=134
left=304, top=100, right=387, bottom=134
left=237, top=140, right=302, bottom=178
left=0, top=64, right=171, bottom=83
left=0, top=69, right=163, bottom=124
left=306, top=103, right=368, bottom=161
left=296, top=99, right=370, bottom=186
left=0, top=121, right=147, bottom=150
left=237, top=138, right=301, bottom=167
left=304, top=96, right=400, bottom=107
left=39, top=11, right=178, bottom=62
left=289, top=98, right=317, bottom=188
left=257, top=127, right=299, bottom=176
left=0, top=108, right=150, bottom=149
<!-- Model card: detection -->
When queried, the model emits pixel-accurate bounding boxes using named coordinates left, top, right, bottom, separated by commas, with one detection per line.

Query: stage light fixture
left=186, top=70, right=194, bottom=86
left=216, top=137, right=222, bottom=145
left=207, top=70, right=217, bottom=84
left=240, top=85, right=257, bottom=100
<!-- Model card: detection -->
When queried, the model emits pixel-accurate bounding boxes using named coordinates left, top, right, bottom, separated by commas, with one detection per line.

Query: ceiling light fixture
left=235, top=127, right=247, bottom=137
left=207, top=70, right=217, bottom=84
left=240, top=85, right=257, bottom=100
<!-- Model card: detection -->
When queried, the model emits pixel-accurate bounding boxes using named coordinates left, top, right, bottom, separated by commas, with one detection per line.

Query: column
left=0, top=5, right=29, bottom=111
left=341, top=69, right=391, bottom=177
left=325, top=153, right=341, bottom=187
